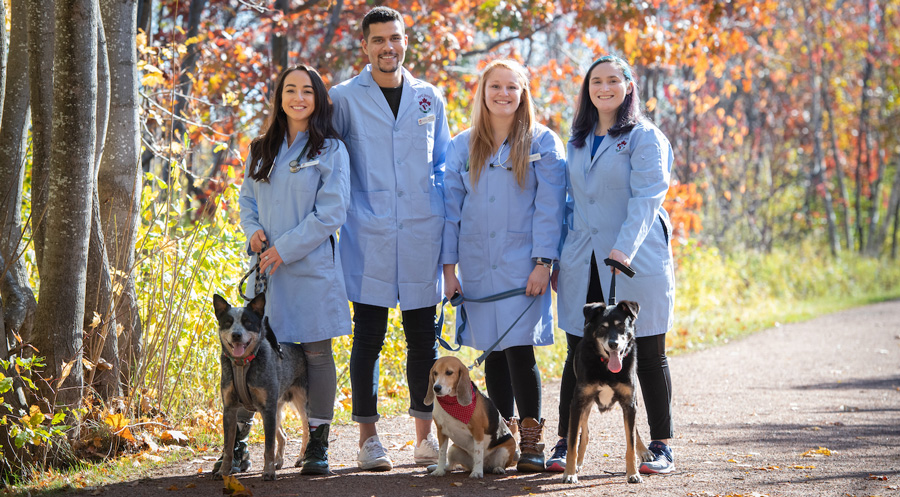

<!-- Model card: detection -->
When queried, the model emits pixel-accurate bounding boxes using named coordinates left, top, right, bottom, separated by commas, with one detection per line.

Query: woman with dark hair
left=548, top=55, right=676, bottom=474
left=238, top=65, right=351, bottom=475
left=441, top=59, right=566, bottom=472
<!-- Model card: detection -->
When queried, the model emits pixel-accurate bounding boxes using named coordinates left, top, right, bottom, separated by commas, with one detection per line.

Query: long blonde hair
left=468, top=60, right=534, bottom=189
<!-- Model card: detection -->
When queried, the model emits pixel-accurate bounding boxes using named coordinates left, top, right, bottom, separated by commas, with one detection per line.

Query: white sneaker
left=358, top=435, right=393, bottom=471
left=414, top=433, right=439, bottom=466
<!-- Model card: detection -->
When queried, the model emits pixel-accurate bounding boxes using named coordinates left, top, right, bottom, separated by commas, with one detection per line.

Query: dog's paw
left=563, top=472, right=579, bottom=484
left=275, top=460, right=283, bottom=470
left=262, top=471, right=277, bottom=481
left=429, top=466, right=447, bottom=477
left=468, top=470, right=484, bottom=479
left=627, top=473, right=643, bottom=484
left=212, top=471, right=224, bottom=480
left=492, top=467, right=506, bottom=475
left=640, top=449, right=655, bottom=463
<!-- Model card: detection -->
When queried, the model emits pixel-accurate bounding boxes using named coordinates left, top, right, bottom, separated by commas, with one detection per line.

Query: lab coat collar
left=359, top=64, right=419, bottom=121
left=586, top=133, right=615, bottom=176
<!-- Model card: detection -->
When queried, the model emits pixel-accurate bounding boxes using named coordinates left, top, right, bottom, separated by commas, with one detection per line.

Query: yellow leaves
left=159, top=430, right=190, bottom=445
left=223, top=475, right=253, bottom=496
left=57, top=358, right=78, bottom=388
left=791, top=465, right=816, bottom=469
left=646, top=97, right=657, bottom=112
left=104, top=413, right=136, bottom=443
left=801, top=446, right=834, bottom=457
left=141, top=63, right=167, bottom=88
left=21, top=405, right=45, bottom=430
left=623, top=28, right=639, bottom=57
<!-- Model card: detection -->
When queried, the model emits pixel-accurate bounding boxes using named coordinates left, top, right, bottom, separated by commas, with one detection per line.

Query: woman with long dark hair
left=549, top=55, right=676, bottom=474
left=441, top=59, right=566, bottom=472
left=238, top=65, right=351, bottom=475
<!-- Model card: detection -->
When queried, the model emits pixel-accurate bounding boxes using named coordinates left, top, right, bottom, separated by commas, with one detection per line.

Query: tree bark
left=272, top=0, right=289, bottom=72
left=808, top=47, right=840, bottom=256
left=0, top=0, right=36, bottom=348
left=136, top=0, right=152, bottom=37
left=100, top=0, right=142, bottom=390
left=83, top=11, right=122, bottom=399
left=32, top=0, right=99, bottom=407
left=28, top=0, right=56, bottom=273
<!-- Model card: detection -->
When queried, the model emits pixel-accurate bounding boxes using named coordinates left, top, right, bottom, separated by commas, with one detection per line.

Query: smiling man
left=329, top=6, right=451, bottom=472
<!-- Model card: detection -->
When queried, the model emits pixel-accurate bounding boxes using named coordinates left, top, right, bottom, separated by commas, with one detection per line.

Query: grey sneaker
left=357, top=435, right=393, bottom=471
left=545, top=437, right=567, bottom=472
left=639, top=440, right=675, bottom=474
left=413, top=433, right=439, bottom=466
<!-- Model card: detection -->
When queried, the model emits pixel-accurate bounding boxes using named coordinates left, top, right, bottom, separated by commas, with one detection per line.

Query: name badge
left=528, top=153, right=542, bottom=162
left=418, top=114, right=436, bottom=125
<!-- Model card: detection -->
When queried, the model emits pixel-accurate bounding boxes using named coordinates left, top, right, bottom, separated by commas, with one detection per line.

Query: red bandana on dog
left=437, top=382, right=477, bottom=424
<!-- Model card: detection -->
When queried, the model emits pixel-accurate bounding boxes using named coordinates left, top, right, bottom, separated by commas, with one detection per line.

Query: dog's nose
left=608, top=339, right=619, bottom=350
left=232, top=332, right=242, bottom=341
left=433, top=384, right=441, bottom=392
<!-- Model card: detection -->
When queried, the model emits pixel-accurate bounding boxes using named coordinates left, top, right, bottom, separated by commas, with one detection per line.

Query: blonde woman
left=441, top=59, right=566, bottom=472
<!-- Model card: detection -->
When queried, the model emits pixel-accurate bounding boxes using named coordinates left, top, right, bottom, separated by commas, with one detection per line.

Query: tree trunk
left=99, top=0, right=142, bottom=391
left=83, top=12, right=122, bottom=399
left=272, top=0, right=289, bottom=72
left=808, top=47, right=840, bottom=256
left=32, top=0, right=99, bottom=407
left=0, top=0, right=36, bottom=348
left=28, top=0, right=56, bottom=273
left=822, top=60, right=854, bottom=251
left=136, top=0, right=152, bottom=37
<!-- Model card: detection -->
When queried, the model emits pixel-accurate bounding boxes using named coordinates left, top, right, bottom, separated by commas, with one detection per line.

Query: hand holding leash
left=442, top=264, right=463, bottom=300
left=250, top=229, right=268, bottom=253
left=607, top=249, right=631, bottom=274
left=526, top=264, right=550, bottom=296
left=259, top=246, right=283, bottom=274
left=603, top=257, right=636, bottom=306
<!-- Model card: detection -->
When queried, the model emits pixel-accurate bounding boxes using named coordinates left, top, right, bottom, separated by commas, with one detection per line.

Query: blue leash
left=434, top=287, right=537, bottom=369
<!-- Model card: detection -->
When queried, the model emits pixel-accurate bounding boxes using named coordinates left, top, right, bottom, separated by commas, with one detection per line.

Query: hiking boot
left=357, top=435, right=393, bottom=471
left=545, top=437, right=567, bottom=472
left=212, top=417, right=253, bottom=474
left=299, top=424, right=330, bottom=475
left=413, top=433, right=439, bottom=466
left=516, top=417, right=546, bottom=472
left=639, top=440, right=675, bottom=474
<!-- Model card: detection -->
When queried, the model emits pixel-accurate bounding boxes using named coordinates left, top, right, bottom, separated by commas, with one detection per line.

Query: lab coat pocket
left=505, top=231, right=535, bottom=277
left=603, top=154, right=632, bottom=190
left=458, top=234, right=486, bottom=284
left=290, top=167, right=319, bottom=192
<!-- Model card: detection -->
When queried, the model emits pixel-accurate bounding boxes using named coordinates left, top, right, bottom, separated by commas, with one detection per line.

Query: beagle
left=424, top=356, right=518, bottom=478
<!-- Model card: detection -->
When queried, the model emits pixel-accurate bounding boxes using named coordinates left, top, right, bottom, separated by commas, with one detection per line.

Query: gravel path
left=86, top=300, right=900, bottom=496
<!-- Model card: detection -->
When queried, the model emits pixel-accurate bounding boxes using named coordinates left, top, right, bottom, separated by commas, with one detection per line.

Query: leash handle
left=238, top=240, right=269, bottom=301
left=603, top=258, right=636, bottom=306
left=434, top=287, right=535, bottom=369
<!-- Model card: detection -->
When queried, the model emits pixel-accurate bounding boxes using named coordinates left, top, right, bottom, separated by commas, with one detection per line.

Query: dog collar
left=437, top=382, right=477, bottom=424
left=231, top=354, right=256, bottom=366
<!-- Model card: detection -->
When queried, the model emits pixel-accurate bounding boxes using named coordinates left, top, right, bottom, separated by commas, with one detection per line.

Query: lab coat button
left=398, top=191, right=404, bottom=197
left=490, top=232, right=496, bottom=238
left=489, top=196, right=495, bottom=202
left=399, top=223, right=404, bottom=230
left=492, top=265, right=497, bottom=270
left=592, top=228, right=598, bottom=234
left=589, top=199, right=596, bottom=204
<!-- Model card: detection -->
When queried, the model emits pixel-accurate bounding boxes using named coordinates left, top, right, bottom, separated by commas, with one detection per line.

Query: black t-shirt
left=380, top=85, right=402, bottom=119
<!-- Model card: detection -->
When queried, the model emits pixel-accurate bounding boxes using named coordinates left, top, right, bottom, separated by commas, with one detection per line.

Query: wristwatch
left=534, top=257, right=553, bottom=269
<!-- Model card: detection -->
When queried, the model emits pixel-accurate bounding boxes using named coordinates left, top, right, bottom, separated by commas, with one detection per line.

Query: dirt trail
left=83, top=300, right=900, bottom=496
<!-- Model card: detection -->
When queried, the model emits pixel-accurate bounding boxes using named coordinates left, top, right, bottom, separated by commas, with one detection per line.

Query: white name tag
left=300, top=160, right=319, bottom=168
left=528, top=153, right=542, bottom=162
left=418, top=114, right=436, bottom=125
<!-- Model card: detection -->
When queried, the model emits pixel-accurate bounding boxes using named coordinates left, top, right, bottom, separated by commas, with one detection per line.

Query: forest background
left=1, top=0, right=899, bottom=487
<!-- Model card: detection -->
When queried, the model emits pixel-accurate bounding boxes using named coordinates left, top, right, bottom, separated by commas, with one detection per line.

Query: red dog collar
left=437, top=382, right=477, bottom=424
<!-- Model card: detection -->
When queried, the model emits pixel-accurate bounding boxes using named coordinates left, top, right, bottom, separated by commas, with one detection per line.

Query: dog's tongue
left=232, top=343, right=247, bottom=357
left=608, top=350, right=623, bottom=373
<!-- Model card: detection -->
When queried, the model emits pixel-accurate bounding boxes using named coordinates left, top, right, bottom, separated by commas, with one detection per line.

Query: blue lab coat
left=330, top=65, right=451, bottom=310
left=441, top=125, right=566, bottom=350
left=557, top=121, right=675, bottom=337
left=239, top=133, right=352, bottom=342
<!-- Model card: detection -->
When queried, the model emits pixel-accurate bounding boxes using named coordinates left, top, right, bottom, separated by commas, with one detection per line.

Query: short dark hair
left=570, top=56, right=645, bottom=148
left=362, top=6, right=403, bottom=40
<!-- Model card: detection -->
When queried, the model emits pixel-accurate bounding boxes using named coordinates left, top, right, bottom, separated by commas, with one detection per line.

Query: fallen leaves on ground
left=800, top=446, right=834, bottom=457
left=222, top=475, right=252, bottom=496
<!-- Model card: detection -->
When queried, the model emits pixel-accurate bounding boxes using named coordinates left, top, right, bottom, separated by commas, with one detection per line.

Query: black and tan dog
left=424, top=356, right=518, bottom=478
left=562, top=301, right=653, bottom=484
left=212, top=293, right=309, bottom=481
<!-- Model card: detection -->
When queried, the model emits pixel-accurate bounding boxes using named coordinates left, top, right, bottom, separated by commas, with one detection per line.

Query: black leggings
left=484, top=345, right=541, bottom=420
left=557, top=253, right=674, bottom=440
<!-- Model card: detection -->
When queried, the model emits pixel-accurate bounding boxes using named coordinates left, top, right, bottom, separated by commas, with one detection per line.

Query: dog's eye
left=444, top=371, right=453, bottom=376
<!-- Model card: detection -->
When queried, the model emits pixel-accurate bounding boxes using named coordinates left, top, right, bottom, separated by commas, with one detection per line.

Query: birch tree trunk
left=0, top=0, right=36, bottom=349
left=100, top=0, right=142, bottom=389
left=32, top=0, right=99, bottom=407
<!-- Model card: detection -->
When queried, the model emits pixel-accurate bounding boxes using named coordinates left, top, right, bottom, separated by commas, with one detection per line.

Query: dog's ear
left=456, top=364, right=473, bottom=406
left=582, top=302, right=606, bottom=324
left=213, top=294, right=230, bottom=319
left=424, top=365, right=436, bottom=406
left=617, top=300, right=640, bottom=320
left=248, top=292, right=266, bottom=317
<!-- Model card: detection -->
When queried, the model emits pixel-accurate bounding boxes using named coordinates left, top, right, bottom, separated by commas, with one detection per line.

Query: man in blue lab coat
left=330, top=6, right=451, bottom=472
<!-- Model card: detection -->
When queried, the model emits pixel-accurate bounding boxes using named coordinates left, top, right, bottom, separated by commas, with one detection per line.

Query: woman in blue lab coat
left=239, top=64, right=351, bottom=475
left=548, top=55, right=676, bottom=475
left=442, top=59, right=566, bottom=473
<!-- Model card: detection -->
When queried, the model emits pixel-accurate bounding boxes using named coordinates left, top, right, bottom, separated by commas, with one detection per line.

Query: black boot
left=299, top=424, right=330, bottom=475
left=213, top=415, right=253, bottom=474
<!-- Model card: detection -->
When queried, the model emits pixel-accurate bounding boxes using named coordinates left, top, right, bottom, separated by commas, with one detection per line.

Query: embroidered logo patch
left=418, top=95, right=432, bottom=113
left=616, top=139, right=628, bottom=152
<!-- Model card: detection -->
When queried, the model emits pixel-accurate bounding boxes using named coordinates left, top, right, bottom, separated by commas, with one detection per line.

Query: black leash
left=238, top=240, right=269, bottom=301
left=435, top=287, right=537, bottom=370
left=603, top=258, right=636, bottom=304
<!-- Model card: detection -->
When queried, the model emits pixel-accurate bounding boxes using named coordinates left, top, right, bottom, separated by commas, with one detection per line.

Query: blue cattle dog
left=212, top=293, right=309, bottom=481
left=562, top=300, right=654, bottom=484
